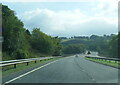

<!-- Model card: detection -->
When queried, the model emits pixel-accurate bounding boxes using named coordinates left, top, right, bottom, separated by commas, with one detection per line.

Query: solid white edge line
left=4, top=60, right=59, bottom=84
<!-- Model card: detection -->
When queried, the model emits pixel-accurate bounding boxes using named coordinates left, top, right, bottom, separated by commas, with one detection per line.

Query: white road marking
left=4, top=60, right=59, bottom=84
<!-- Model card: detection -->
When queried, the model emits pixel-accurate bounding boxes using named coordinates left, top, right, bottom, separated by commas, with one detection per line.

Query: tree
left=87, top=51, right=91, bottom=55
left=61, top=34, right=118, bottom=58
left=62, top=44, right=85, bottom=54
left=118, top=32, right=120, bottom=59
left=31, top=28, right=61, bottom=55
left=25, top=29, right=31, bottom=36
left=2, top=4, right=62, bottom=60
left=2, top=5, right=29, bottom=59
left=52, top=37, right=62, bottom=56
left=109, top=35, right=118, bottom=58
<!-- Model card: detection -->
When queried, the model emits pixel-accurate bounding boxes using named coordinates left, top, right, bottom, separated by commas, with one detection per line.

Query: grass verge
left=85, top=57, right=120, bottom=69
left=2, top=57, right=62, bottom=77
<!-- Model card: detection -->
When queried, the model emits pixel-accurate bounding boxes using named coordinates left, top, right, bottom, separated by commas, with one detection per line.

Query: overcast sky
left=1, top=0, right=118, bottom=37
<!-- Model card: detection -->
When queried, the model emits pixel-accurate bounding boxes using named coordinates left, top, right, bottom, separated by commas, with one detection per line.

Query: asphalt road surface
left=4, top=55, right=119, bottom=83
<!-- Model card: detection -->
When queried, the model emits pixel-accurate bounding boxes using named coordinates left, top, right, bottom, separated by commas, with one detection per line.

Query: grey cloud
left=20, top=9, right=117, bottom=37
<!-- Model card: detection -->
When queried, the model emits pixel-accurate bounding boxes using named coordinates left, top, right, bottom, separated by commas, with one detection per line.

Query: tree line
left=62, top=44, right=85, bottom=55
left=2, top=5, right=61, bottom=60
left=1, top=4, right=119, bottom=59
left=61, top=34, right=119, bottom=58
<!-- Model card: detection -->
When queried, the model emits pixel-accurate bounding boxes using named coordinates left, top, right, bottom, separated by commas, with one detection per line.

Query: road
left=3, top=55, right=118, bottom=83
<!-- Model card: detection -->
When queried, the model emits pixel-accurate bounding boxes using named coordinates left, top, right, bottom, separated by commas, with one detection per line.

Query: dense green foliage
left=2, top=4, right=119, bottom=59
left=61, top=34, right=118, bottom=58
left=2, top=5, right=61, bottom=60
left=2, top=5, right=30, bottom=59
left=62, top=44, right=85, bottom=54
left=31, top=28, right=61, bottom=55
left=108, top=35, right=118, bottom=58
left=118, top=32, right=120, bottom=59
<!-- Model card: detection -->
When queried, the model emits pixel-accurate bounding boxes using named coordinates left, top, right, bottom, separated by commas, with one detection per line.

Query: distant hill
left=61, top=39, right=91, bottom=46
left=60, top=34, right=117, bottom=58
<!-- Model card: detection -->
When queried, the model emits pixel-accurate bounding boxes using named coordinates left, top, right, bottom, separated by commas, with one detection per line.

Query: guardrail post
left=27, top=62, right=29, bottom=66
left=14, top=64, right=16, bottom=68
left=35, top=60, right=36, bottom=63
left=104, top=59, right=106, bottom=61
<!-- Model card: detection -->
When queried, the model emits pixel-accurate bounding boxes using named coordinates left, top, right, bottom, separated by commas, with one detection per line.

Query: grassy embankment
left=85, top=57, right=120, bottom=69
left=2, top=57, right=62, bottom=77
